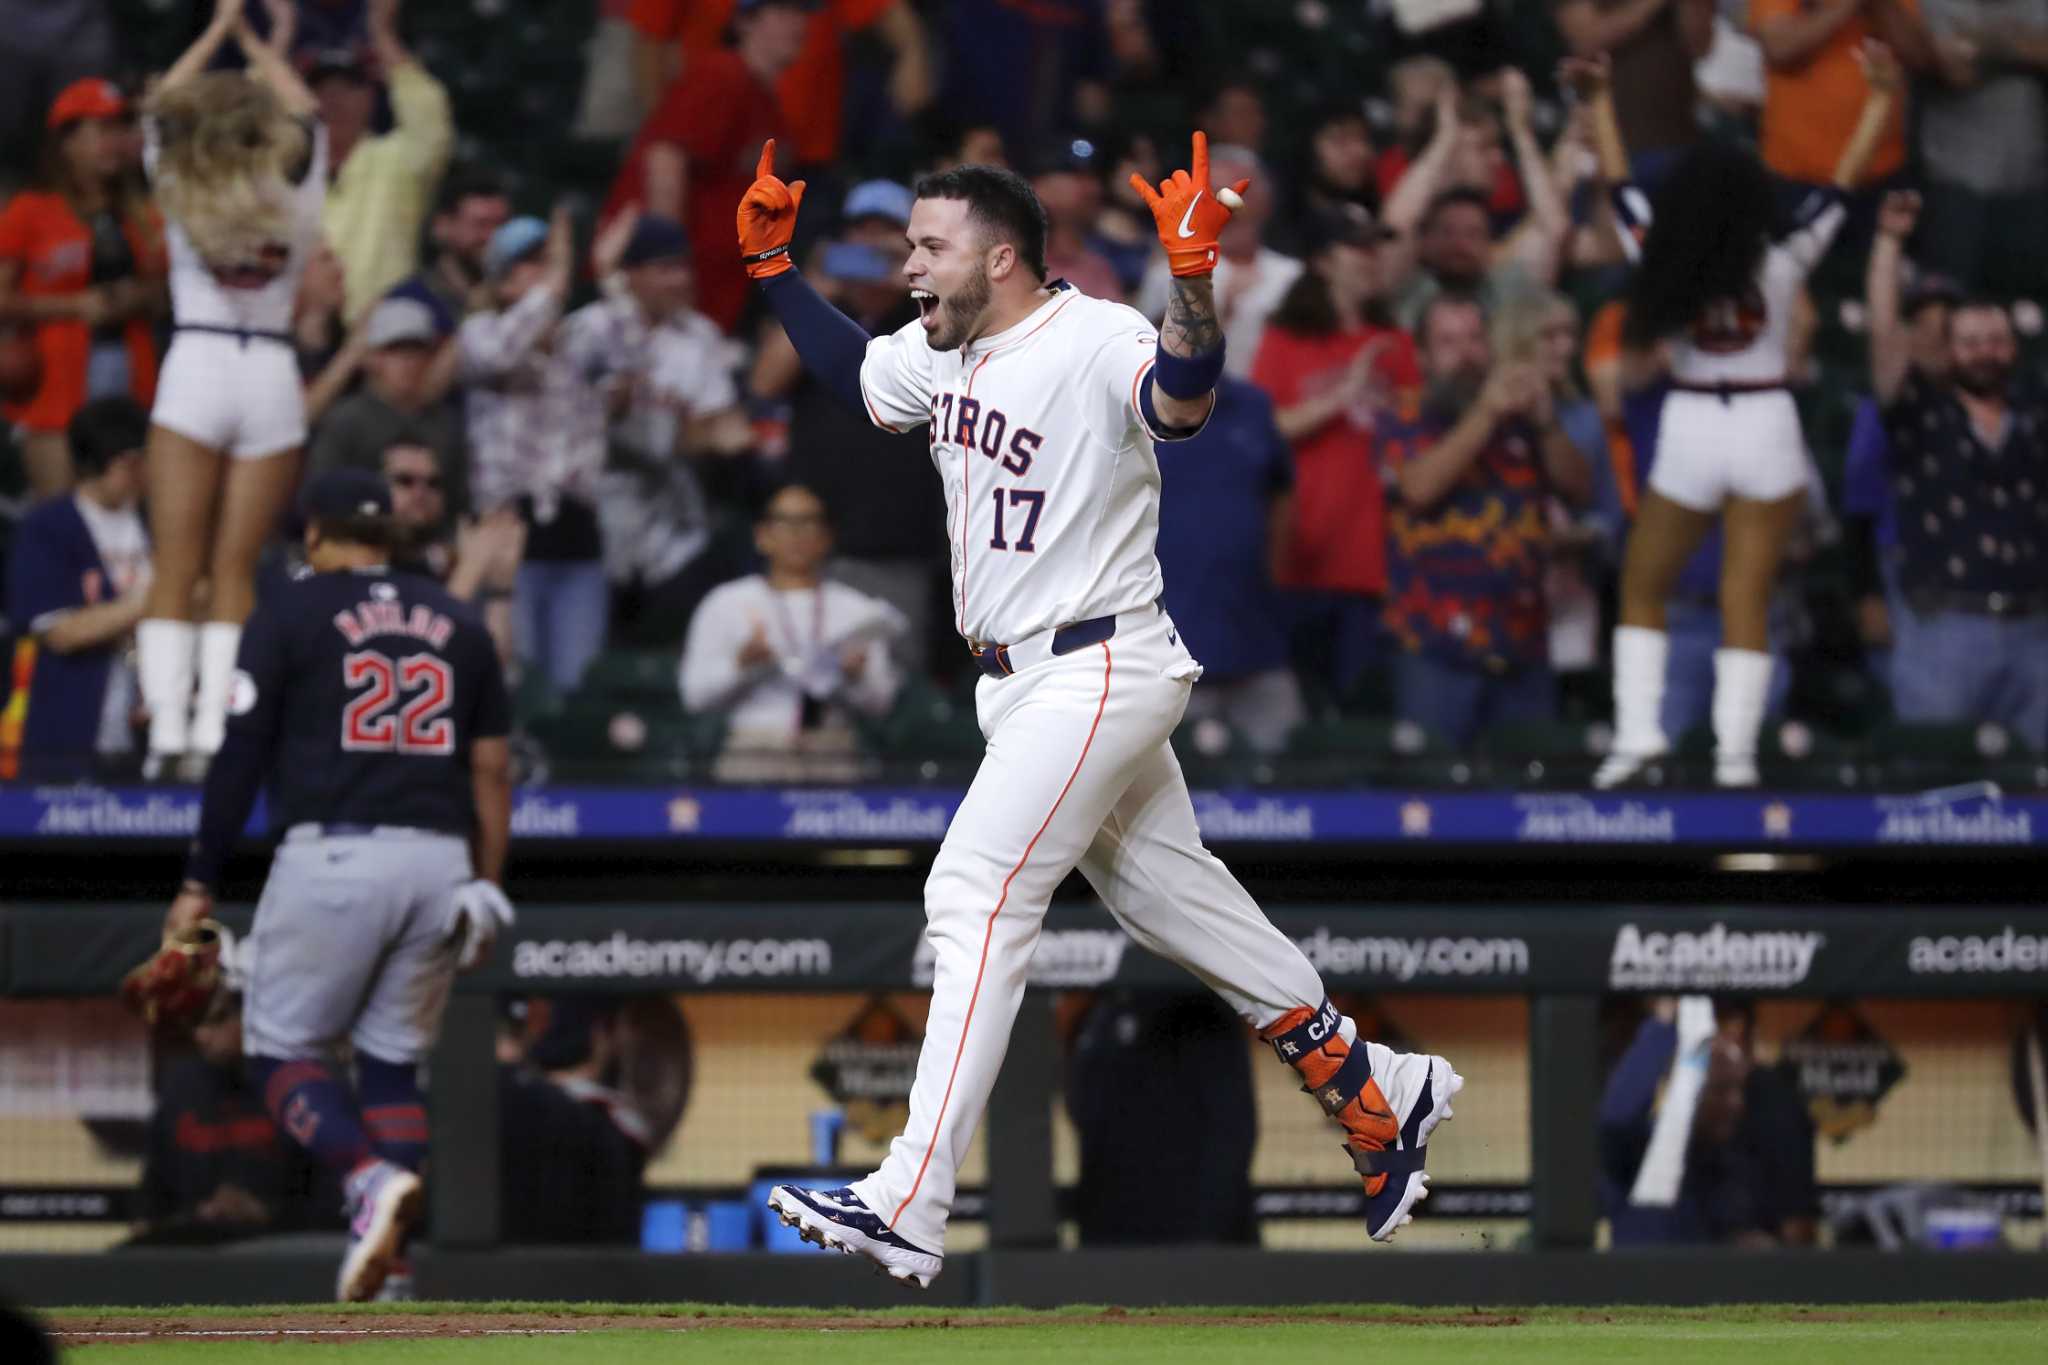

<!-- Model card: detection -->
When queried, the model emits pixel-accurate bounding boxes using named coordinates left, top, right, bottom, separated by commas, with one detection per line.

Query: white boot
left=1712, top=648, right=1774, bottom=788
left=1594, top=625, right=1670, bottom=788
left=136, top=619, right=197, bottom=766
left=187, top=622, right=243, bottom=758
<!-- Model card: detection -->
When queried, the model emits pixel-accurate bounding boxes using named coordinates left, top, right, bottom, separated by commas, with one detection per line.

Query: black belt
left=175, top=323, right=294, bottom=349
left=1907, top=587, right=2048, bottom=619
left=1671, top=379, right=1789, bottom=402
left=971, top=613, right=1119, bottom=680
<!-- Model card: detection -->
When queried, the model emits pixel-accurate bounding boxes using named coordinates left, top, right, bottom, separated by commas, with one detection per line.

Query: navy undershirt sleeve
left=760, top=271, right=875, bottom=416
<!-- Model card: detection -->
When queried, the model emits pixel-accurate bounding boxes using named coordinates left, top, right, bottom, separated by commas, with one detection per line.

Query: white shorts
left=150, top=330, right=307, bottom=460
left=1647, top=389, right=1808, bottom=512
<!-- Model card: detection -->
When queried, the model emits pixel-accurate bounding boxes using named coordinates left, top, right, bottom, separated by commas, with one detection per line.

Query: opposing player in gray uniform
left=164, top=469, right=515, bottom=1300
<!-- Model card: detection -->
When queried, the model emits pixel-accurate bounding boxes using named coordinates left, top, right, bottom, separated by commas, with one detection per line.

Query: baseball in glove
left=120, top=920, right=228, bottom=1028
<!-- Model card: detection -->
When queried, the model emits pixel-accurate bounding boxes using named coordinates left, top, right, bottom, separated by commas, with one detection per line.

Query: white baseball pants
left=850, top=606, right=1333, bottom=1253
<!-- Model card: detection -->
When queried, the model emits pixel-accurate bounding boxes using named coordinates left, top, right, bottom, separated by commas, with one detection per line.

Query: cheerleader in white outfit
left=136, top=0, right=324, bottom=772
left=1570, top=47, right=1901, bottom=787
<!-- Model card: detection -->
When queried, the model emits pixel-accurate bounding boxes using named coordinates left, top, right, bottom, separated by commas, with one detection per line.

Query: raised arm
left=1496, top=68, right=1570, bottom=282
left=1554, top=0, right=1674, bottom=56
left=239, top=2, right=318, bottom=116
left=739, top=141, right=877, bottom=415
left=1381, top=86, right=1462, bottom=290
left=1129, top=133, right=1248, bottom=432
left=367, top=0, right=453, bottom=176
left=875, top=0, right=935, bottom=117
left=1866, top=189, right=1918, bottom=406
left=159, top=0, right=244, bottom=93
left=1832, top=41, right=1902, bottom=189
left=1563, top=55, right=1632, bottom=186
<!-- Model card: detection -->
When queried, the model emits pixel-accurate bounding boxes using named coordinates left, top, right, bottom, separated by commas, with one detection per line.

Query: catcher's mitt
left=120, top=920, right=228, bottom=1028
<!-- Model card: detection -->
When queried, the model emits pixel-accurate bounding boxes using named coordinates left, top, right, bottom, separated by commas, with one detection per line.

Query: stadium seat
left=1481, top=718, right=1605, bottom=787
left=861, top=679, right=986, bottom=772
left=510, top=666, right=563, bottom=728
left=1171, top=715, right=1259, bottom=788
left=1869, top=720, right=2031, bottom=787
left=577, top=649, right=680, bottom=705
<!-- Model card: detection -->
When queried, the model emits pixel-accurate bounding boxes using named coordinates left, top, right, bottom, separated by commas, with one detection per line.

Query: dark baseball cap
left=736, top=0, right=822, bottom=12
left=1904, top=271, right=1964, bottom=318
left=1032, top=134, right=1103, bottom=178
left=620, top=215, right=691, bottom=268
left=1302, top=203, right=1397, bottom=254
left=301, top=468, right=392, bottom=523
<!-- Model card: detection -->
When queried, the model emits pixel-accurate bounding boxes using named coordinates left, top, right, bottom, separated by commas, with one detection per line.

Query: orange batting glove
left=737, top=139, right=806, bottom=280
left=1130, top=131, right=1250, bottom=278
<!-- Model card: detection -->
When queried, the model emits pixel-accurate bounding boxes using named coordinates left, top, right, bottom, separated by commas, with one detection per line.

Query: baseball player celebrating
left=745, top=137, right=1463, bottom=1287
left=162, top=469, right=515, bottom=1301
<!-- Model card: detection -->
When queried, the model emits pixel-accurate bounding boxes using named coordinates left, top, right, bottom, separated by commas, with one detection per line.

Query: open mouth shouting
left=911, top=286, right=938, bottom=330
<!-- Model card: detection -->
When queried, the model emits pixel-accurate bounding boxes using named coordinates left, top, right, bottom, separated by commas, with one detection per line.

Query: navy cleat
left=766, top=1185, right=943, bottom=1289
left=1352, top=1045, right=1463, bottom=1241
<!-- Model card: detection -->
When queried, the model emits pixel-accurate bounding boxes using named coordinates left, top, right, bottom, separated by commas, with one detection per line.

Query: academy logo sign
left=1907, top=927, right=2048, bottom=976
left=1293, top=928, right=1530, bottom=983
left=512, top=932, right=832, bottom=983
left=1609, top=922, right=1824, bottom=990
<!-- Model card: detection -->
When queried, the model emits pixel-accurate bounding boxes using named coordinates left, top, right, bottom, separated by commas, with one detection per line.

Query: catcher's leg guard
left=1261, top=998, right=1463, bottom=1241
left=1262, top=1000, right=1398, bottom=1192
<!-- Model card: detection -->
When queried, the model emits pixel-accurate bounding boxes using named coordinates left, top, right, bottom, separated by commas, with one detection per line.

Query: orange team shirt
left=0, top=191, right=160, bottom=433
left=605, top=49, right=782, bottom=331
left=1250, top=323, right=1422, bottom=598
left=627, top=0, right=893, bottom=167
left=1749, top=0, right=1914, bottom=183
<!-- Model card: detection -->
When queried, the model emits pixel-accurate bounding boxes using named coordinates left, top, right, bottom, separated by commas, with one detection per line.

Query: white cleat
left=766, top=1184, right=943, bottom=1289
left=1593, top=750, right=1666, bottom=789
left=337, top=1160, right=423, bottom=1303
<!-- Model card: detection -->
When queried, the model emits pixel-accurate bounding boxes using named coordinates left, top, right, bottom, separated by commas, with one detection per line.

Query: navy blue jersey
left=186, top=568, right=509, bottom=885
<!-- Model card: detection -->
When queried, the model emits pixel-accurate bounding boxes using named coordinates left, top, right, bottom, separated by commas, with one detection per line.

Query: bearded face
left=904, top=196, right=1001, bottom=353
left=1949, top=307, right=2017, bottom=399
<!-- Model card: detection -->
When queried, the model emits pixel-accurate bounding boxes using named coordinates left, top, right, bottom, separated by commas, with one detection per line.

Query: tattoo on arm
left=1161, top=276, right=1222, bottom=357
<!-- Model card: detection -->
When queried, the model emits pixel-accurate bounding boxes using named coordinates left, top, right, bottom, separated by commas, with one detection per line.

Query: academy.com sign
left=1294, top=928, right=1531, bottom=982
left=1610, top=922, right=1824, bottom=990
left=512, top=932, right=832, bottom=983
left=1908, top=927, right=2048, bottom=975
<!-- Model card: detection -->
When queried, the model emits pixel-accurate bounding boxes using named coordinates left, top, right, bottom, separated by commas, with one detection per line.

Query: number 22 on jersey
left=342, top=652, right=455, bottom=755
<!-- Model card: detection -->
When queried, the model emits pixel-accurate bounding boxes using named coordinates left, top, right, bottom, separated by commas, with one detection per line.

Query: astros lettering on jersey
left=859, top=284, right=1178, bottom=646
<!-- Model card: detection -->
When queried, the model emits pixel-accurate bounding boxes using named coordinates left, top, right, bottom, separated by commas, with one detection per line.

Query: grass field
left=41, top=1301, right=2048, bottom=1363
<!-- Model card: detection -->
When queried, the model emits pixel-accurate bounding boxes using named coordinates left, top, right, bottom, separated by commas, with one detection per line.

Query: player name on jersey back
left=332, top=597, right=457, bottom=651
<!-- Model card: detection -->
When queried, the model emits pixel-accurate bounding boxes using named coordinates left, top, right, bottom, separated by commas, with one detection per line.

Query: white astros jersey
left=858, top=284, right=1176, bottom=645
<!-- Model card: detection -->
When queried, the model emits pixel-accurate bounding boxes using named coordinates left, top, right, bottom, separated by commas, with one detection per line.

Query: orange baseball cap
left=47, top=78, right=128, bottom=129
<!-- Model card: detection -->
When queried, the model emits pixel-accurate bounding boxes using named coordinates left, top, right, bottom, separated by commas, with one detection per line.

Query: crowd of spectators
left=2, top=0, right=2046, bottom=782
